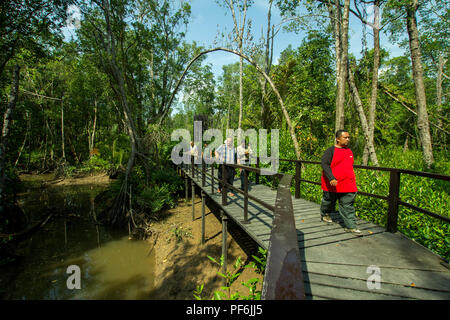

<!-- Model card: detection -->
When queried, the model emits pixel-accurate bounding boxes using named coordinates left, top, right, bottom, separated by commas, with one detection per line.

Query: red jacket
left=321, top=146, right=357, bottom=193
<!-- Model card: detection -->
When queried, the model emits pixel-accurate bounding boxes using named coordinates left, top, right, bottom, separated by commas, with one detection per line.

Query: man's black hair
left=335, top=129, right=348, bottom=139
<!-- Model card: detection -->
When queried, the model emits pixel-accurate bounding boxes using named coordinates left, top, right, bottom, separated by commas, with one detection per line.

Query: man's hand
left=330, top=179, right=338, bottom=186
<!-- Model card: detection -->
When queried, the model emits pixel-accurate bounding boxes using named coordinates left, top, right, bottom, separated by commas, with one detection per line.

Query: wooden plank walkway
left=182, top=166, right=450, bottom=300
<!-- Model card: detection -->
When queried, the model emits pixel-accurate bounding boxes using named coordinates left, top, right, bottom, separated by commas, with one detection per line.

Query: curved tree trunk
left=163, top=47, right=302, bottom=160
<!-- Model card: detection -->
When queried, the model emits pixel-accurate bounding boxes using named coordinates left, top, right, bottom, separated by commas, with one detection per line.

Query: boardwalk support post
left=221, top=211, right=228, bottom=285
left=192, top=180, right=195, bottom=220
left=185, top=176, right=188, bottom=205
left=201, top=191, right=206, bottom=244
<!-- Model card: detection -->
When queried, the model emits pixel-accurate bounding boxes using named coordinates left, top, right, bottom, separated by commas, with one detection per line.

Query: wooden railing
left=179, top=154, right=450, bottom=233
left=278, top=158, right=450, bottom=233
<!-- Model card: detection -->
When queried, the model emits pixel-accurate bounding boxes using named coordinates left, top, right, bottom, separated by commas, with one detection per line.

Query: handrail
left=185, top=153, right=449, bottom=232
left=277, top=157, right=450, bottom=231
left=262, top=174, right=305, bottom=300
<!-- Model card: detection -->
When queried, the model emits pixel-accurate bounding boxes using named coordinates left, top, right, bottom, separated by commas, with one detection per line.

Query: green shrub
left=137, top=183, right=177, bottom=213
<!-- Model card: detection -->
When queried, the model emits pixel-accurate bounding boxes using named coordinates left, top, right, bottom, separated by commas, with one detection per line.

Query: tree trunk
left=406, top=2, right=434, bottom=168
left=436, top=54, right=444, bottom=108
left=14, top=111, right=30, bottom=168
left=89, top=99, right=97, bottom=157
left=260, top=1, right=274, bottom=129
left=0, top=64, right=20, bottom=213
left=363, top=1, right=380, bottom=165
left=61, top=97, right=66, bottom=161
left=348, top=66, right=379, bottom=166
left=239, top=53, right=244, bottom=132
left=333, top=0, right=350, bottom=132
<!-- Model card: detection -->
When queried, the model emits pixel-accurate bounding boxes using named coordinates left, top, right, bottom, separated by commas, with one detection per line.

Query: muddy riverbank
left=0, top=173, right=263, bottom=300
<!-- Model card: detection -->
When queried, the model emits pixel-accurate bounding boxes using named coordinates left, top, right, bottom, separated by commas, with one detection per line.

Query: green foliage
left=133, top=167, right=183, bottom=214
left=84, top=156, right=111, bottom=172
left=137, top=184, right=177, bottom=213
left=169, top=225, right=193, bottom=244
left=205, top=255, right=262, bottom=300
left=248, top=247, right=267, bottom=275
left=194, top=249, right=266, bottom=300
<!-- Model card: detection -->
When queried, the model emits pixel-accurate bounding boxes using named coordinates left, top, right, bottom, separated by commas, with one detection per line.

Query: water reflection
left=3, top=178, right=155, bottom=300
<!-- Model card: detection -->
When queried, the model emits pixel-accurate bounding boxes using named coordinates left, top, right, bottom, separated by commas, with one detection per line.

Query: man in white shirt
left=237, top=140, right=252, bottom=190
left=215, top=137, right=239, bottom=196
left=189, top=141, right=199, bottom=163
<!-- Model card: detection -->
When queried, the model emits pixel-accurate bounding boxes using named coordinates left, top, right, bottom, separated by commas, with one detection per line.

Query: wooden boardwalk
left=182, top=166, right=450, bottom=300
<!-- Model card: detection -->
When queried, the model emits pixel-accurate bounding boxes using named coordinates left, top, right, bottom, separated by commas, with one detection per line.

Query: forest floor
left=18, top=171, right=110, bottom=187
left=148, top=196, right=264, bottom=300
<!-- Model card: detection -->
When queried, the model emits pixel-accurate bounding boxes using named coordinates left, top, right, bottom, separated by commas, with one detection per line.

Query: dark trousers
left=239, top=169, right=249, bottom=189
left=320, top=191, right=357, bottom=229
left=218, top=164, right=235, bottom=191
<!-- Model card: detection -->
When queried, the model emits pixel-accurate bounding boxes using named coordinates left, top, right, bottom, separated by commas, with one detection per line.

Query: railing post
left=202, top=156, right=206, bottom=187
left=242, top=169, right=250, bottom=224
left=256, top=156, right=260, bottom=184
left=295, top=161, right=301, bottom=199
left=387, top=169, right=401, bottom=233
left=222, top=164, right=227, bottom=206
left=211, top=164, right=214, bottom=194
left=191, top=154, right=194, bottom=177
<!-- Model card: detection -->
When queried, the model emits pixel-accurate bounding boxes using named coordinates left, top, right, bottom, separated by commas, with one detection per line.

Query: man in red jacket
left=320, top=130, right=362, bottom=235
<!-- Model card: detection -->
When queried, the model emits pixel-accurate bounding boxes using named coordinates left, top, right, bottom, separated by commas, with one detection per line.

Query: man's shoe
left=345, top=228, right=363, bottom=236
left=321, top=215, right=333, bottom=223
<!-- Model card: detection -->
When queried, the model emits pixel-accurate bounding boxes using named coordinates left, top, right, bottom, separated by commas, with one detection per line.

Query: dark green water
left=1, top=175, right=155, bottom=300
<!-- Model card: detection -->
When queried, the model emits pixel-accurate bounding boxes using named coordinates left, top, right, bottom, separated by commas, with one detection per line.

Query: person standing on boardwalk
left=190, top=141, right=199, bottom=160
left=320, top=130, right=362, bottom=235
left=215, top=137, right=239, bottom=197
left=237, top=139, right=253, bottom=190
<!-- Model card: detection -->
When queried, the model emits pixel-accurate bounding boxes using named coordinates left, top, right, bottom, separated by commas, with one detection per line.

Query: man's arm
left=215, top=144, right=223, bottom=161
left=321, top=147, right=336, bottom=182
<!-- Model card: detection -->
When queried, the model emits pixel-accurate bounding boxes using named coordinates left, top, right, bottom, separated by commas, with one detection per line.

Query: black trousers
left=218, top=164, right=235, bottom=191
left=320, top=191, right=357, bottom=229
